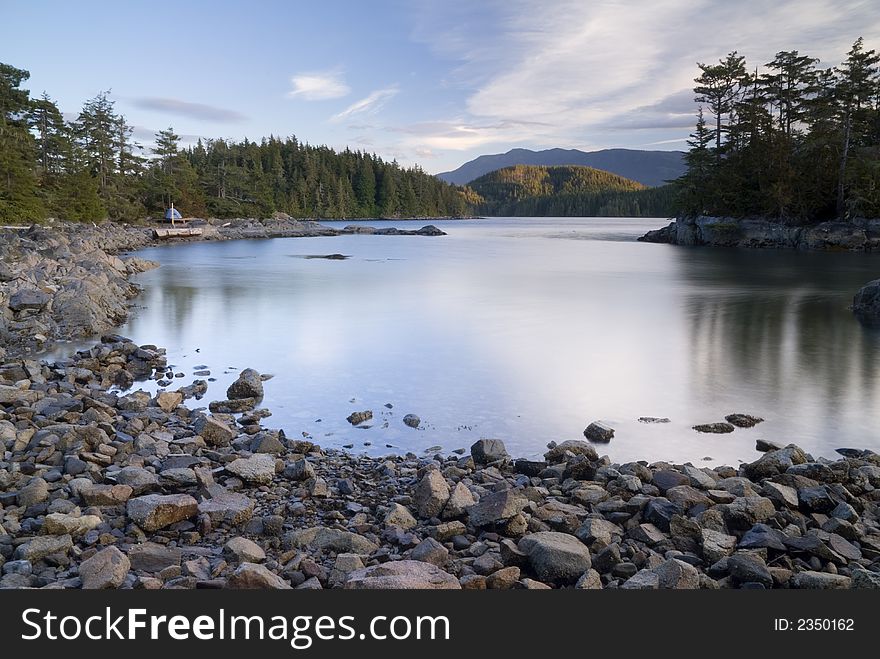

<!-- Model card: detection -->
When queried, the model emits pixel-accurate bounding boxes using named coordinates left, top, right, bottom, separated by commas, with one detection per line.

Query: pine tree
left=0, top=63, right=43, bottom=222
left=694, top=52, right=748, bottom=155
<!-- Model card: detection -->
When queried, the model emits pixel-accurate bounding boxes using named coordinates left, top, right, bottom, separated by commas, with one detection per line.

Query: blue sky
left=4, top=0, right=880, bottom=173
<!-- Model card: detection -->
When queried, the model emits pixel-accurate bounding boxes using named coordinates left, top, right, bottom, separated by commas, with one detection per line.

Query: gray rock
left=18, top=477, right=49, bottom=507
left=621, top=569, right=660, bottom=589
left=701, top=529, right=737, bottom=563
left=441, top=481, right=476, bottom=519
left=289, top=527, right=378, bottom=555
left=225, top=454, right=275, bottom=484
left=384, top=503, right=417, bottom=529
left=128, top=543, right=182, bottom=572
left=283, top=458, right=316, bottom=482
left=197, top=491, right=255, bottom=525
left=344, top=560, right=460, bottom=589
left=468, top=489, right=528, bottom=527
left=519, top=532, right=591, bottom=584
left=410, top=537, right=449, bottom=567
left=728, top=553, right=773, bottom=587
left=114, top=466, right=160, bottom=495
left=403, top=414, right=420, bottom=428
left=470, top=438, right=509, bottom=464
left=79, top=546, right=130, bottom=589
left=851, top=568, right=880, bottom=589
left=654, top=558, right=700, bottom=589
left=9, top=288, right=51, bottom=311
left=725, top=413, right=764, bottom=428
left=126, top=494, right=198, bottom=532
left=692, top=422, right=736, bottom=434
left=193, top=415, right=236, bottom=447
left=413, top=469, right=450, bottom=518
left=226, top=563, right=291, bottom=589
left=224, top=536, right=266, bottom=563
left=227, top=368, right=264, bottom=400
left=790, top=571, right=852, bottom=589
left=583, top=421, right=614, bottom=442
left=43, top=513, right=102, bottom=537
left=544, top=440, right=598, bottom=463
left=15, top=534, right=73, bottom=562
left=346, top=410, right=372, bottom=425
left=574, top=569, right=603, bottom=589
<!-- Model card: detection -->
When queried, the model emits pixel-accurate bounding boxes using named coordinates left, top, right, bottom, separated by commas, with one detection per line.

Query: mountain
left=468, top=165, right=676, bottom=217
left=437, top=148, right=685, bottom=187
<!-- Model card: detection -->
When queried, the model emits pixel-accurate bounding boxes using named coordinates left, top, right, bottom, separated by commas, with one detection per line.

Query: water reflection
left=102, top=218, right=880, bottom=466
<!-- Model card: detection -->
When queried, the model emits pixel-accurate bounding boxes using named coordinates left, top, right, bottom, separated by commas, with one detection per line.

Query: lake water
left=92, top=217, right=880, bottom=466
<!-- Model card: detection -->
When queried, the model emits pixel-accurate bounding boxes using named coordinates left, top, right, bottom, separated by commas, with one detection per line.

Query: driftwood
left=152, top=227, right=203, bottom=239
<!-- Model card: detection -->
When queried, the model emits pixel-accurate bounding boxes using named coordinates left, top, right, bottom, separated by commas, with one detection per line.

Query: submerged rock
left=853, top=279, right=880, bottom=325
left=584, top=421, right=615, bottom=442
left=693, top=422, right=736, bottom=434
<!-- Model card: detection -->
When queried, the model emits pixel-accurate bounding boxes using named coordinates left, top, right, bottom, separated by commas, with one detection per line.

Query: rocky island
left=1, top=222, right=879, bottom=590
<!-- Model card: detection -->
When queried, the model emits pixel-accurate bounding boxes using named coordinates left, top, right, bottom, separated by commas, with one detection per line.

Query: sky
left=4, top=0, right=880, bottom=174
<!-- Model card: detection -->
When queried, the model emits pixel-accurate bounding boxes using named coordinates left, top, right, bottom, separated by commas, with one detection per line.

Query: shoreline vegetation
left=1, top=222, right=879, bottom=590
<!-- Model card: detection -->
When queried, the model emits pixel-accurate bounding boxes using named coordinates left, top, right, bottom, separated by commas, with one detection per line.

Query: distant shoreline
left=639, top=215, right=880, bottom=252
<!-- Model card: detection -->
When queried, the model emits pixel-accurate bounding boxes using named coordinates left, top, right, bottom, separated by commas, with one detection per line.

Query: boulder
left=346, top=410, right=372, bottom=425
left=344, top=560, right=460, bottom=589
left=9, top=288, right=51, bottom=312
left=384, top=503, right=417, bottom=529
left=790, top=571, right=852, bottom=589
left=583, top=421, right=614, bottom=442
left=15, top=534, right=73, bottom=562
left=403, top=414, right=420, bottom=428
left=283, top=458, right=315, bottom=482
left=410, top=537, right=449, bottom=567
left=114, top=466, right=160, bottom=495
left=468, top=489, right=528, bottom=527
left=654, top=558, right=700, bottom=589
left=43, top=513, right=102, bottom=537
left=156, top=391, right=183, bottom=412
left=197, top=491, right=255, bottom=525
left=128, top=543, right=182, bottom=573
left=519, top=532, right=591, bottom=584
left=724, top=413, right=764, bottom=428
left=544, top=440, right=598, bottom=463
left=225, top=454, right=275, bottom=484
left=193, top=415, right=236, bottom=447
left=79, top=546, right=130, bottom=589
left=470, top=439, right=509, bottom=464
left=413, top=469, right=450, bottom=518
left=692, top=422, right=735, bottom=434
left=227, top=368, right=264, bottom=399
left=226, top=563, right=291, bottom=589
left=126, top=494, right=198, bottom=532
left=441, top=481, right=476, bottom=519
left=224, top=536, right=266, bottom=563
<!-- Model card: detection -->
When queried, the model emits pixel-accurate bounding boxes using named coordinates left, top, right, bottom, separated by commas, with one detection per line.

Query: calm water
left=81, top=218, right=880, bottom=465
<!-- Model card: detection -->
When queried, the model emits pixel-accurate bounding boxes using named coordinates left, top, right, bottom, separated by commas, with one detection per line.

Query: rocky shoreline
left=1, top=220, right=879, bottom=590
left=639, top=215, right=880, bottom=251
left=0, top=219, right=446, bottom=358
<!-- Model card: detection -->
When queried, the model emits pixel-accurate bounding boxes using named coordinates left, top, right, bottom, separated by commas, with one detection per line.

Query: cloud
left=133, top=97, right=247, bottom=122
left=332, top=87, right=399, bottom=121
left=407, top=0, right=880, bottom=156
left=287, top=71, right=350, bottom=100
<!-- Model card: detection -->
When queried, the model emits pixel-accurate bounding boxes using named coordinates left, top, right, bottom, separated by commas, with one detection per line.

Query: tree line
left=467, top=164, right=675, bottom=217
left=0, top=63, right=469, bottom=224
left=676, top=37, right=880, bottom=222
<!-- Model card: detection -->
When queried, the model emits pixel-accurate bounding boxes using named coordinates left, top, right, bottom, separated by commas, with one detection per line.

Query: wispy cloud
left=133, top=97, right=247, bottom=122
left=406, top=0, right=880, bottom=160
left=288, top=71, right=350, bottom=100
left=332, top=87, right=398, bottom=121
